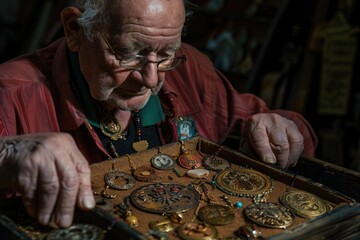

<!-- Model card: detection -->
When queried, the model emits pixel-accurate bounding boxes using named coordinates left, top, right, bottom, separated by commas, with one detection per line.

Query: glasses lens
left=158, top=58, right=185, bottom=71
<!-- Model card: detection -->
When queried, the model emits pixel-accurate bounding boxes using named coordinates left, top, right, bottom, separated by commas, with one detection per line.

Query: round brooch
left=212, top=168, right=273, bottom=200
left=132, top=166, right=158, bottom=182
left=178, top=153, right=203, bottom=169
left=202, top=155, right=231, bottom=172
left=130, top=183, right=200, bottom=214
left=280, top=190, right=330, bottom=218
left=197, top=204, right=235, bottom=226
left=151, top=153, right=175, bottom=170
left=104, top=170, right=136, bottom=190
left=244, top=202, right=294, bottom=229
left=176, top=222, right=218, bottom=240
left=46, top=224, right=104, bottom=240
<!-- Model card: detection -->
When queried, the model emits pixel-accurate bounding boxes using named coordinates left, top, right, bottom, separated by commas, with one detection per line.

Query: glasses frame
left=99, top=32, right=186, bottom=71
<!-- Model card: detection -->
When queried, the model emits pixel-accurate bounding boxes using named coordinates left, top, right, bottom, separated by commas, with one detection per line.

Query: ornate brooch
left=130, top=183, right=200, bottom=214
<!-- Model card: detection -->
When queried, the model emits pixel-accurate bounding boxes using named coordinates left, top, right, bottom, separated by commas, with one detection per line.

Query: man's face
left=78, top=0, right=185, bottom=111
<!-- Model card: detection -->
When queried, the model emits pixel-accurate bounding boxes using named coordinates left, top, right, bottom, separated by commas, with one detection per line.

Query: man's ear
left=60, top=7, right=83, bottom=52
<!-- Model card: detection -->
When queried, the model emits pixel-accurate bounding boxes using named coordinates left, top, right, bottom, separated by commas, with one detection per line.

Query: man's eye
left=159, top=51, right=175, bottom=59
left=119, top=54, right=139, bottom=61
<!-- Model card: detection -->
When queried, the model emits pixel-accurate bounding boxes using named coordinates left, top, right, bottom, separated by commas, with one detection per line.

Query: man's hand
left=0, top=133, right=95, bottom=228
left=241, top=113, right=304, bottom=168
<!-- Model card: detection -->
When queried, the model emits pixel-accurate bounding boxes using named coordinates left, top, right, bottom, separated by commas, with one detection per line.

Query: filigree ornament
left=280, top=190, right=330, bottom=218
left=46, top=224, right=104, bottom=240
left=244, top=202, right=294, bottom=229
left=130, top=183, right=200, bottom=214
left=213, top=168, right=273, bottom=202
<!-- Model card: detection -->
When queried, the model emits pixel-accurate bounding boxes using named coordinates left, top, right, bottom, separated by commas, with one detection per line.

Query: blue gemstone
left=235, top=202, right=243, bottom=208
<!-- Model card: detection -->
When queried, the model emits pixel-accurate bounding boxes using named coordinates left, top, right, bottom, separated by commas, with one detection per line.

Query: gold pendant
left=176, top=222, right=219, bottom=240
left=100, top=116, right=124, bottom=141
left=197, top=204, right=235, bottom=226
left=132, top=140, right=149, bottom=152
left=280, top=190, right=330, bottom=218
left=213, top=168, right=273, bottom=202
left=244, top=202, right=294, bottom=229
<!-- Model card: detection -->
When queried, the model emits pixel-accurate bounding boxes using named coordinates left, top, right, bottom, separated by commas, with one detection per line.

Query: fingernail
left=58, top=214, right=72, bottom=227
left=40, top=214, right=50, bottom=225
left=264, top=156, right=276, bottom=164
left=84, top=197, right=95, bottom=209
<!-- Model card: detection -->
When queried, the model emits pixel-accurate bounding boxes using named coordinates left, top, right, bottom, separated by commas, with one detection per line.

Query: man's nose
left=139, top=60, right=159, bottom=88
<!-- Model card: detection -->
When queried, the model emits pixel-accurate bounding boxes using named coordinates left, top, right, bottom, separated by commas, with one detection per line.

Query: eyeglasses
left=99, top=32, right=187, bottom=71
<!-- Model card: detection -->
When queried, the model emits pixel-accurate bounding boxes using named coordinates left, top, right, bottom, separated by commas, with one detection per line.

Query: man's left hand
left=241, top=113, right=304, bottom=168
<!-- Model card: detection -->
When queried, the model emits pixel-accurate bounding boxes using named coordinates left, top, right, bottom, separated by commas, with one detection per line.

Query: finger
left=37, top=158, right=60, bottom=225
left=53, top=154, right=80, bottom=228
left=268, top=127, right=292, bottom=169
left=72, top=152, right=95, bottom=211
left=18, top=163, right=39, bottom=219
left=247, top=124, right=277, bottom=165
left=286, top=128, right=304, bottom=168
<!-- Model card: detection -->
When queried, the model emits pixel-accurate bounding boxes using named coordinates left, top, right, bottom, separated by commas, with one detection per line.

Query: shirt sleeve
left=165, top=43, right=318, bottom=156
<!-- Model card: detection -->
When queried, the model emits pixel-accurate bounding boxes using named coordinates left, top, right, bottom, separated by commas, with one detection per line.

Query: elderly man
left=0, top=0, right=317, bottom=228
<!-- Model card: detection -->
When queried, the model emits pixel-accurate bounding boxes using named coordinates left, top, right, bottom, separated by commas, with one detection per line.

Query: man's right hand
left=0, top=133, right=95, bottom=228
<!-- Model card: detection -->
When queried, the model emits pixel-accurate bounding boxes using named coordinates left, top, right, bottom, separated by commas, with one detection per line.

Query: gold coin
left=280, top=190, right=330, bottom=218
left=177, top=222, right=218, bottom=240
left=197, top=204, right=235, bottom=226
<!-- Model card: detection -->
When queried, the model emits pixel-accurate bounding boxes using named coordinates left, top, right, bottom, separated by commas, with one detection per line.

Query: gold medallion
left=100, top=116, right=124, bottom=141
left=176, top=222, right=218, bottom=240
left=132, top=140, right=149, bottom=152
left=244, top=202, right=294, bottom=229
left=280, top=190, right=330, bottom=218
left=130, top=183, right=200, bottom=214
left=46, top=224, right=104, bottom=240
left=178, top=153, right=203, bottom=169
left=197, top=204, right=235, bottom=226
left=213, top=168, right=272, bottom=200
left=149, top=219, right=175, bottom=233
left=133, top=166, right=158, bottom=182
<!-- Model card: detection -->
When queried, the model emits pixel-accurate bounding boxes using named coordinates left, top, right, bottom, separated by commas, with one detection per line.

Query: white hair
left=72, top=0, right=196, bottom=40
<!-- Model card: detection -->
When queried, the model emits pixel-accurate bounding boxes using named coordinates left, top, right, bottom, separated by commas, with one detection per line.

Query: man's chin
left=106, top=94, right=151, bottom=111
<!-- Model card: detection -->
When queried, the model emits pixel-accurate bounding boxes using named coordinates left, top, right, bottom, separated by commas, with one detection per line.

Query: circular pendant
left=149, top=219, right=175, bottom=233
left=176, top=222, right=218, bottom=240
left=151, top=153, right=175, bottom=170
left=151, top=153, right=174, bottom=170
left=197, top=204, right=235, bottom=226
left=178, top=153, right=203, bottom=169
left=280, top=190, right=330, bottom=218
left=130, top=183, right=200, bottom=214
left=132, top=140, right=149, bottom=152
left=133, top=166, right=158, bottom=182
left=100, top=116, right=124, bottom=141
left=213, top=168, right=272, bottom=198
left=244, top=202, right=294, bottom=229
left=104, top=170, right=135, bottom=190
left=46, top=224, right=104, bottom=240
left=202, top=155, right=231, bottom=172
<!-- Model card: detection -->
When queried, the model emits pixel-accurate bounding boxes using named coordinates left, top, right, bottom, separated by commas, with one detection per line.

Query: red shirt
left=0, top=38, right=317, bottom=164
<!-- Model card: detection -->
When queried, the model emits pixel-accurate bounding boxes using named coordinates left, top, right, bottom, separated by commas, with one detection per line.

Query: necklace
left=100, top=110, right=149, bottom=153
left=190, top=181, right=235, bottom=226
left=131, top=110, right=149, bottom=152
left=100, top=115, right=126, bottom=141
